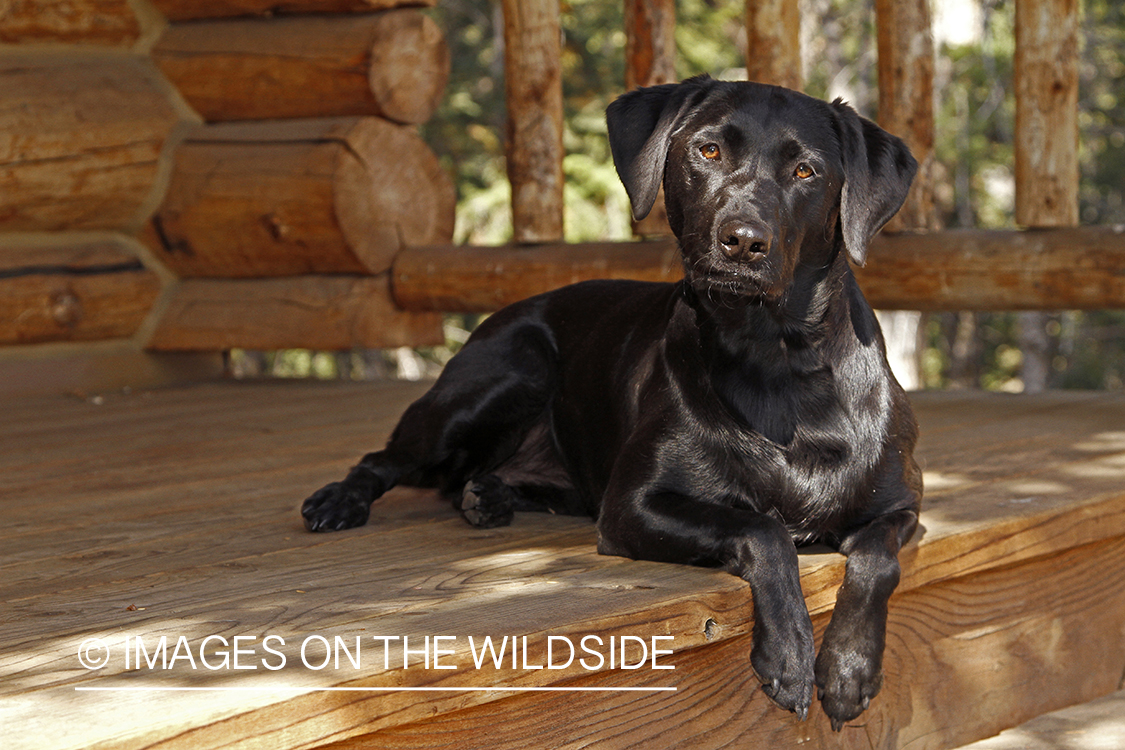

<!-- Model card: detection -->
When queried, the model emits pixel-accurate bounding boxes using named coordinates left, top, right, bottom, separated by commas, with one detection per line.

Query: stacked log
left=148, top=0, right=435, bottom=21
left=0, top=47, right=178, bottom=348
left=0, top=240, right=161, bottom=345
left=152, top=11, right=449, bottom=123
left=152, top=118, right=454, bottom=278
left=143, top=0, right=453, bottom=351
left=0, top=0, right=141, bottom=45
left=0, top=0, right=453, bottom=357
left=0, top=57, right=179, bottom=232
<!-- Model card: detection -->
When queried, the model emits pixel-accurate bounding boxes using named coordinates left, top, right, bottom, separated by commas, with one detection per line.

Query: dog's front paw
left=302, top=482, right=371, bottom=532
left=814, top=637, right=883, bottom=731
left=459, top=475, right=515, bottom=528
left=749, top=616, right=816, bottom=720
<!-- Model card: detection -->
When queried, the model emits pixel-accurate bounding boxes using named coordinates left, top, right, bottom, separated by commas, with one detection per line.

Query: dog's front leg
left=599, top=491, right=816, bottom=719
left=814, top=508, right=918, bottom=730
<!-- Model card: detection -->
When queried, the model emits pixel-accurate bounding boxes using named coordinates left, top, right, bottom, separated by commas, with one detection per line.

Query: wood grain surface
left=1, top=385, right=1122, bottom=750
left=153, top=118, right=455, bottom=278
left=153, top=11, right=449, bottom=124
left=391, top=227, right=1125, bottom=313
left=0, top=241, right=161, bottom=345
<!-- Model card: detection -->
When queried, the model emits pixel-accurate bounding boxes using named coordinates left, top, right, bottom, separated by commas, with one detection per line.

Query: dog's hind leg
left=302, top=318, right=560, bottom=532
left=455, top=415, right=584, bottom=528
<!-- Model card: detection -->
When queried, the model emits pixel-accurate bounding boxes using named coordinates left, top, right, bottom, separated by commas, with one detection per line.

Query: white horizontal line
left=75, top=686, right=676, bottom=693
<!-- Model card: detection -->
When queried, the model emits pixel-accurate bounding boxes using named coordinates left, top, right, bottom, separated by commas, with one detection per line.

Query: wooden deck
left=2, top=382, right=1124, bottom=750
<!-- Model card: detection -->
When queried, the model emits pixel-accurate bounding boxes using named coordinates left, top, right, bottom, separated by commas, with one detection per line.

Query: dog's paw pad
left=460, top=476, right=515, bottom=528
left=750, top=636, right=815, bottom=719
left=815, top=645, right=883, bottom=730
left=301, top=482, right=371, bottom=532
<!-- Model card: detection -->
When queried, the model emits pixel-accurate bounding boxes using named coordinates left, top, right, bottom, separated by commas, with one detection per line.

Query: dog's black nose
left=717, top=220, right=772, bottom=262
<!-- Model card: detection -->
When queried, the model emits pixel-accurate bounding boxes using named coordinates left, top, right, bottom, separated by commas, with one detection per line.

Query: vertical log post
left=501, top=0, right=564, bottom=243
left=1014, top=0, right=1079, bottom=392
left=745, top=0, right=801, bottom=91
left=625, top=0, right=676, bottom=238
left=874, top=0, right=937, bottom=391
left=875, top=0, right=936, bottom=232
left=1014, top=0, right=1079, bottom=227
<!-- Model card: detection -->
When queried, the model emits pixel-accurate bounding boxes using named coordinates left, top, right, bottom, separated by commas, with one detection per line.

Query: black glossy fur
left=302, top=76, right=923, bottom=730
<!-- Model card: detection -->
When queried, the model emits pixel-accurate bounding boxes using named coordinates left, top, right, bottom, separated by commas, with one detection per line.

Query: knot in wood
left=50, top=290, right=83, bottom=328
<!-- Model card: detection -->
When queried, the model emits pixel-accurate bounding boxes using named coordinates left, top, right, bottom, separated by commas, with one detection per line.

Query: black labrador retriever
left=302, top=75, right=923, bottom=730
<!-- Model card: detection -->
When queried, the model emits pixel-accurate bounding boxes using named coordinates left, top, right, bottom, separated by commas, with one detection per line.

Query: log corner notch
left=152, top=9, right=450, bottom=125
left=150, top=117, right=455, bottom=279
left=0, top=241, right=161, bottom=346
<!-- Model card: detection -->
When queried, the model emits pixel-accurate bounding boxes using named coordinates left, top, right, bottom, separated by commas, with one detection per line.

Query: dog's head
left=607, top=76, right=916, bottom=304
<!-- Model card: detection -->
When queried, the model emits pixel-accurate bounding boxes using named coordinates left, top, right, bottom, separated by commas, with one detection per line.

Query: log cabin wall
left=0, top=0, right=453, bottom=393
left=2, top=0, right=1120, bottom=395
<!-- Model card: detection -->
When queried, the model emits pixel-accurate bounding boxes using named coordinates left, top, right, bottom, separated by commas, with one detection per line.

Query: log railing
left=392, top=227, right=1125, bottom=314
left=390, top=0, right=1124, bottom=319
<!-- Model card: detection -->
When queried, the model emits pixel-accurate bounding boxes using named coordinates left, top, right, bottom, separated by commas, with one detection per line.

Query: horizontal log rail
left=391, top=226, right=1125, bottom=313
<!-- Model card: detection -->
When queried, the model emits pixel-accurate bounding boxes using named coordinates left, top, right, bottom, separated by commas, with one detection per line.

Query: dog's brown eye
left=700, top=144, right=721, bottom=161
left=795, top=163, right=814, bottom=179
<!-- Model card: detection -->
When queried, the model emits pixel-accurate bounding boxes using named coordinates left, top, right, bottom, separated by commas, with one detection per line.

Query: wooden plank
left=152, top=118, right=454, bottom=277
left=0, top=241, right=161, bottom=345
left=624, top=0, right=676, bottom=238
left=152, top=11, right=449, bottom=124
left=145, top=276, right=444, bottom=351
left=0, top=350, right=224, bottom=398
left=745, top=0, right=801, bottom=91
left=0, top=0, right=140, bottom=45
left=951, top=690, right=1125, bottom=749
left=875, top=0, right=937, bottom=232
left=500, top=0, right=565, bottom=243
left=390, top=228, right=1125, bottom=313
left=0, top=57, right=179, bottom=231
left=1, top=385, right=1122, bottom=750
left=148, top=0, right=435, bottom=21
left=311, top=538, right=1125, bottom=750
left=1014, top=0, right=1079, bottom=227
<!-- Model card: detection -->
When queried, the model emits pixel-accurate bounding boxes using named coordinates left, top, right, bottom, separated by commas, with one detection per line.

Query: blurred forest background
left=237, top=0, right=1125, bottom=392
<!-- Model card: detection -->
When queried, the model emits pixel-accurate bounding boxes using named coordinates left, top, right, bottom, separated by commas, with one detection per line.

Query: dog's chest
left=687, top=376, right=884, bottom=538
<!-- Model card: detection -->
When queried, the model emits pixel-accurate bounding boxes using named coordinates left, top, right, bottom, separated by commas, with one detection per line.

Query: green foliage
left=421, top=0, right=750, bottom=245
left=1080, top=0, right=1125, bottom=225
left=410, top=0, right=1124, bottom=392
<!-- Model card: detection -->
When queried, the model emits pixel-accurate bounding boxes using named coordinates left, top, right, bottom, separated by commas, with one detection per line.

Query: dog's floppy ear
left=607, top=75, right=714, bottom=220
left=831, top=100, right=917, bottom=265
